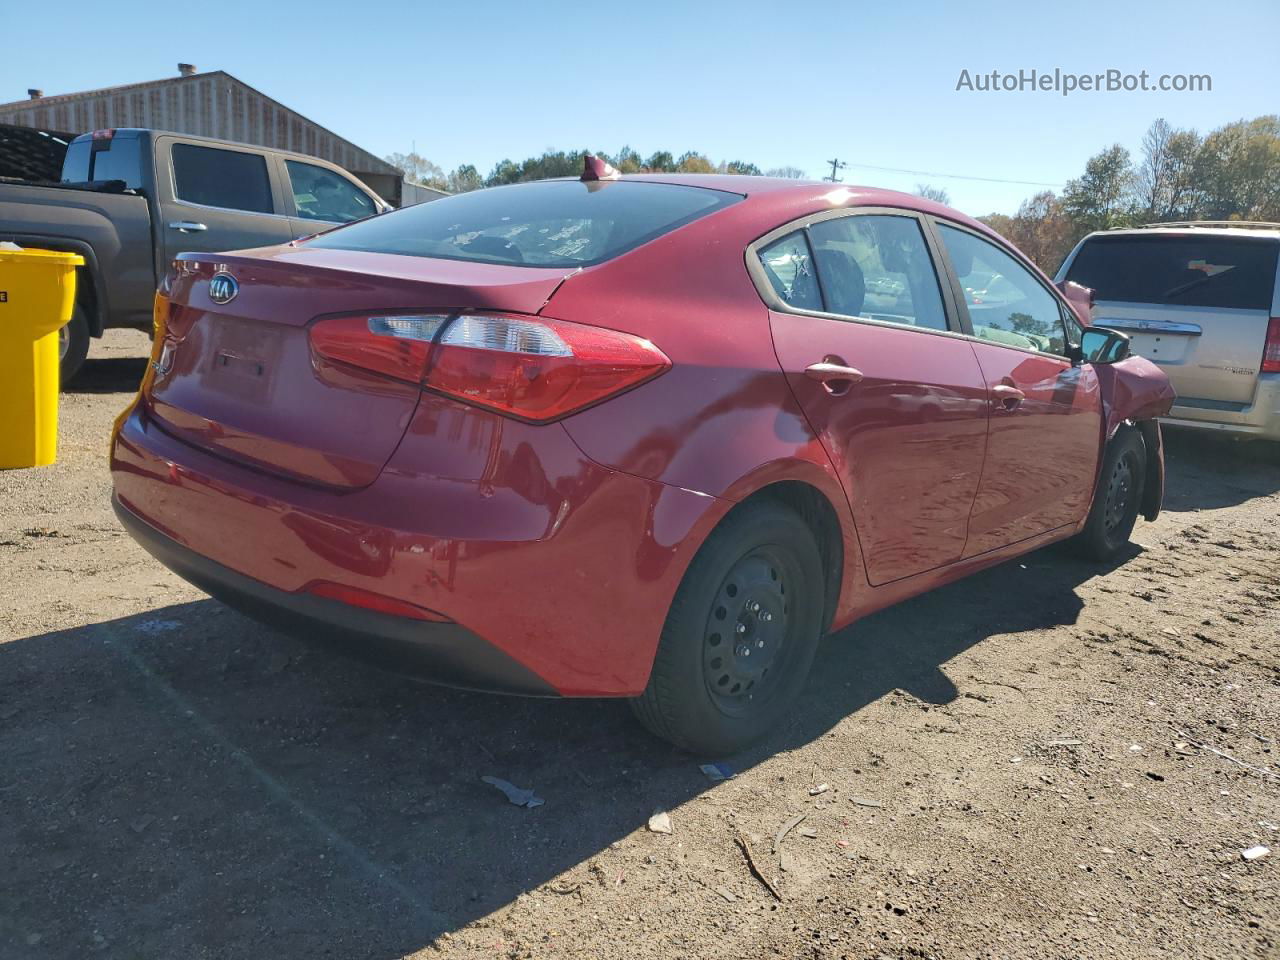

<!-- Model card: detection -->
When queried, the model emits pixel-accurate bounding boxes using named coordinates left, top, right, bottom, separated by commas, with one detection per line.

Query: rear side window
left=172, top=143, right=274, bottom=214
left=758, top=232, right=822, bottom=311
left=306, top=180, right=740, bottom=267
left=1065, top=235, right=1279, bottom=310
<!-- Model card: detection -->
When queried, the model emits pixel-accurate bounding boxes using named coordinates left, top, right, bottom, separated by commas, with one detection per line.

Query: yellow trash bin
left=0, top=247, right=84, bottom=468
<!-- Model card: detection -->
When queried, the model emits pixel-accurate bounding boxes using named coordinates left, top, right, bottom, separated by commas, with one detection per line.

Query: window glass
left=172, top=143, right=273, bottom=214
left=757, top=231, right=822, bottom=311
left=62, top=136, right=143, bottom=189
left=307, top=180, right=740, bottom=267
left=939, top=224, right=1066, bottom=354
left=1064, top=234, right=1278, bottom=311
left=286, top=160, right=376, bottom=223
left=807, top=215, right=948, bottom=331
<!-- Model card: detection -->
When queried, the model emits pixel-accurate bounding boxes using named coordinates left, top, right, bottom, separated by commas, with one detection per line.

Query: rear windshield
left=1065, top=234, right=1278, bottom=310
left=305, top=179, right=741, bottom=267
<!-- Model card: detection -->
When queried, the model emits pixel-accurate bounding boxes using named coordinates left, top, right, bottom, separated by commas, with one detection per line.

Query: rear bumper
left=110, top=399, right=725, bottom=696
left=1162, top=374, right=1280, bottom=441
left=113, top=494, right=556, bottom=695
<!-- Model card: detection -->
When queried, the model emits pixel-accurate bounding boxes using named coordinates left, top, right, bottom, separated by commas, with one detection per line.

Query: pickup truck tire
left=59, top=305, right=90, bottom=385
left=1075, top=426, right=1146, bottom=563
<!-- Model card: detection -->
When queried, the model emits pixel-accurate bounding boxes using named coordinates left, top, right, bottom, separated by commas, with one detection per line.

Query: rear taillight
left=1262, top=317, right=1280, bottom=374
left=309, top=312, right=670, bottom=422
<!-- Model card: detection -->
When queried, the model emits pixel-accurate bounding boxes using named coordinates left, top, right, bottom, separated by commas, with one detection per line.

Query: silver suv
left=1056, top=223, right=1280, bottom=440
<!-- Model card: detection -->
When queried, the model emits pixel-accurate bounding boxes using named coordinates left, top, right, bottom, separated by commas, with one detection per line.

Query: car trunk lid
left=146, top=248, right=573, bottom=489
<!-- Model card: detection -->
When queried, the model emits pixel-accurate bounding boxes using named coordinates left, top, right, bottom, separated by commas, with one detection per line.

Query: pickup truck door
left=277, top=156, right=383, bottom=240
left=153, top=136, right=293, bottom=266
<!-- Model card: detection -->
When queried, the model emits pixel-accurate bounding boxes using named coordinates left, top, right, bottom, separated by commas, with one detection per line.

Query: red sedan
left=111, top=166, right=1174, bottom=755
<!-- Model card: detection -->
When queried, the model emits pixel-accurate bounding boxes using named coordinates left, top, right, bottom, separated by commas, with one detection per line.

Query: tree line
left=384, top=147, right=806, bottom=195
left=978, top=115, right=1280, bottom=271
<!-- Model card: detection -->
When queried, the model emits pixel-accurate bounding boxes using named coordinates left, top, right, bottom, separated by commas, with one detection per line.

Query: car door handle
left=805, top=360, right=865, bottom=384
left=991, top=384, right=1025, bottom=411
left=168, top=221, right=208, bottom=233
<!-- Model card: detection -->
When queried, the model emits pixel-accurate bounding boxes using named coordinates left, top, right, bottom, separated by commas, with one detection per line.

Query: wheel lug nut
left=750, top=601, right=760, bottom=612
left=755, top=639, right=764, bottom=649
left=736, top=644, right=750, bottom=657
left=736, top=623, right=746, bottom=634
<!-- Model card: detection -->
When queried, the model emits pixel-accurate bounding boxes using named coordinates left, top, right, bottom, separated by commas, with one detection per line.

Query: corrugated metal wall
left=0, top=73, right=398, bottom=179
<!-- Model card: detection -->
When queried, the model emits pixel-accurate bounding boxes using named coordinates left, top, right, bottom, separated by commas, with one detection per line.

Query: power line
left=835, top=160, right=1064, bottom=188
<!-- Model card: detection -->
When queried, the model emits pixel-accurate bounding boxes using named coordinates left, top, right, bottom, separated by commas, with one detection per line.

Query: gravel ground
left=1, top=330, right=1277, bottom=960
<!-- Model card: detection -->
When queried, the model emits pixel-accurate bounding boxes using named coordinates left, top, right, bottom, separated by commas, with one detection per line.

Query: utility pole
left=823, top=158, right=847, bottom=182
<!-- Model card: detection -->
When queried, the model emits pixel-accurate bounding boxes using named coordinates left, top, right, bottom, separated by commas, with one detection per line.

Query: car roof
left=592, top=173, right=1001, bottom=238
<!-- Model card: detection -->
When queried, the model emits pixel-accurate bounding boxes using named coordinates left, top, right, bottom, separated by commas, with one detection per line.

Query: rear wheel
left=630, top=501, right=825, bottom=756
left=1075, top=427, right=1146, bottom=562
left=59, top=304, right=91, bottom=386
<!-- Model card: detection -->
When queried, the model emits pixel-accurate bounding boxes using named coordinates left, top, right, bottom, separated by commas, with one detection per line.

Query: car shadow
left=0, top=538, right=1130, bottom=958
left=62, top=354, right=148, bottom=395
left=1161, top=428, right=1280, bottom=512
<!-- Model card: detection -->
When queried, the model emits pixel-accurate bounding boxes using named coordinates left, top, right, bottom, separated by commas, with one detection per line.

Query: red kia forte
left=110, top=169, right=1174, bottom=754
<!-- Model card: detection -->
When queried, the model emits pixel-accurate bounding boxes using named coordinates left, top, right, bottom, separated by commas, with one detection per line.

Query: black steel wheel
left=1075, top=427, right=1146, bottom=562
left=630, top=500, right=826, bottom=756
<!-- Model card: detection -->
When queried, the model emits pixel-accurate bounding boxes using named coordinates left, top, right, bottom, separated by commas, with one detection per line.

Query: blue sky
left=3, top=0, right=1275, bottom=215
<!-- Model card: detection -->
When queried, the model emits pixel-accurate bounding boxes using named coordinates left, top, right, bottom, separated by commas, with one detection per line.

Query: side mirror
left=1081, top=326, right=1131, bottom=364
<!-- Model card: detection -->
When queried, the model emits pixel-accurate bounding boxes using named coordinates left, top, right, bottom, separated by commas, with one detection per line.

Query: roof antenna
left=581, top=154, right=621, bottom=182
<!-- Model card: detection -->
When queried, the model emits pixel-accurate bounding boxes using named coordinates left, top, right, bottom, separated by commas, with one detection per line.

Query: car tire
left=59, top=304, right=91, bottom=386
left=1075, top=426, right=1146, bottom=562
left=630, top=500, right=826, bottom=756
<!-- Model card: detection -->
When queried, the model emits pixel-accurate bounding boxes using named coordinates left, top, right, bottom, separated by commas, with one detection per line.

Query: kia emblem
left=209, top=272, right=239, bottom=305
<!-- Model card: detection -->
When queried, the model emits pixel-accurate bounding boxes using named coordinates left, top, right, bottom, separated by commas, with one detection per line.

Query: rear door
left=154, top=137, right=293, bottom=265
left=760, top=210, right=990, bottom=585
left=1060, top=232, right=1280, bottom=406
left=934, top=222, right=1102, bottom=554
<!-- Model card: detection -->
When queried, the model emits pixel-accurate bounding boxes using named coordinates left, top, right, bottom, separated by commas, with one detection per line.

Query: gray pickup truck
left=0, top=126, right=390, bottom=380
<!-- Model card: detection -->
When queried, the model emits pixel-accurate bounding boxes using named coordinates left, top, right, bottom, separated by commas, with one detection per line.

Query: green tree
left=1062, top=145, right=1139, bottom=232
left=611, top=146, right=644, bottom=174
left=1008, top=191, right=1077, bottom=273
left=1194, top=116, right=1280, bottom=221
left=447, top=164, right=483, bottom=193
left=676, top=151, right=715, bottom=174
left=724, top=160, right=763, bottom=176
left=645, top=151, right=676, bottom=172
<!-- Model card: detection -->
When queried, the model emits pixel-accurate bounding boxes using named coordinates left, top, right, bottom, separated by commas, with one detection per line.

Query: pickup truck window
left=62, top=137, right=143, bottom=189
left=172, top=144, right=273, bottom=214
left=286, top=160, right=375, bottom=224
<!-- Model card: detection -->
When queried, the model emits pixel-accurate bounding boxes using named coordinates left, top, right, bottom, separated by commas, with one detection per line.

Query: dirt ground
left=1, top=329, right=1277, bottom=960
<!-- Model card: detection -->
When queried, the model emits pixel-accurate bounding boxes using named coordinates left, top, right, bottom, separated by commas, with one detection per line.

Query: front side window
left=938, top=224, right=1067, bottom=355
left=287, top=160, right=376, bottom=223
left=808, top=215, right=949, bottom=331
left=172, top=143, right=273, bottom=214
left=757, top=231, right=822, bottom=311
left=307, top=180, right=740, bottom=267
